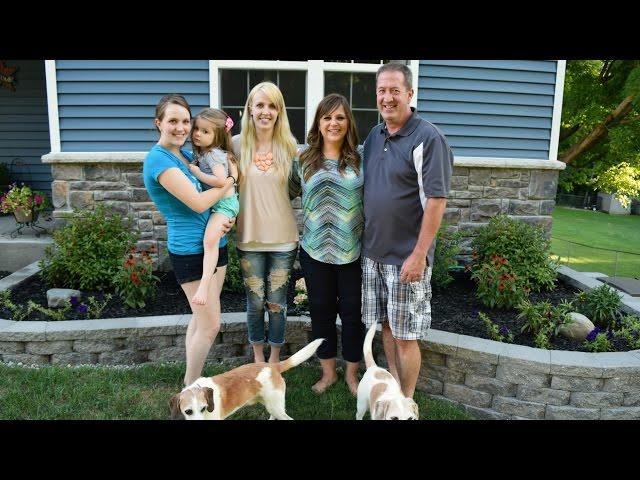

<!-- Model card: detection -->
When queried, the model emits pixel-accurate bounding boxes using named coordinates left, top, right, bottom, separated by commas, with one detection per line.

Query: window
left=219, top=69, right=307, bottom=142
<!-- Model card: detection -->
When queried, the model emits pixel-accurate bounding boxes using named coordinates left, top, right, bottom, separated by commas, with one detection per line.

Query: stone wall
left=2, top=314, right=639, bottom=420
left=42, top=153, right=566, bottom=268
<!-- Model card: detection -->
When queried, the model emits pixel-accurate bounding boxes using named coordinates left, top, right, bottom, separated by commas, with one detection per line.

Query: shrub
left=583, top=327, right=614, bottom=352
left=478, top=312, right=514, bottom=343
left=40, top=205, right=137, bottom=291
left=471, top=214, right=558, bottom=292
left=293, top=277, right=309, bottom=312
left=432, top=225, right=462, bottom=288
left=114, top=248, right=159, bottom=309
left=517, top=299, right=573, bottom=349
left=471, top=254, right=528, bottom=309
left=573, top=284, right=622, bottom=329
left=222, top=232, right=244, bottom=294
left=613, top=315, right=640, bottom=350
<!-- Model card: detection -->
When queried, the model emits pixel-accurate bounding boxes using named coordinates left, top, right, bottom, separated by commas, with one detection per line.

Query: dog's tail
left=278, top=338, right=324, bottom=373
left=363, top=322, right=378, bottom=369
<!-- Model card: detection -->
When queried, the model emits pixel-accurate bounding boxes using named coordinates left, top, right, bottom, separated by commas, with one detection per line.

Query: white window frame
left=209, top=60, right=419, bottom=139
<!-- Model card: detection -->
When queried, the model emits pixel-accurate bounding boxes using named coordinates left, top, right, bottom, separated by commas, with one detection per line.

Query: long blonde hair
left=238, top=82, right=297, bottom=186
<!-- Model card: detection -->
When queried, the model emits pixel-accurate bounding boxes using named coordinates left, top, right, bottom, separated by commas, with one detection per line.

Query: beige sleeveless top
left=233, top=136, right=299, bottom=246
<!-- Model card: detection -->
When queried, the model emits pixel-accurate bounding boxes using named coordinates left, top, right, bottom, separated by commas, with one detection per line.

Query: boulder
left=558, top=312, right=595, bottom=341
left=46, top=289, right=82, bottom=308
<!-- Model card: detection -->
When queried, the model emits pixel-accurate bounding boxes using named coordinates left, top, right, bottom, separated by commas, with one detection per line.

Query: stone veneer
left=42, top=153, right=566, bottom=267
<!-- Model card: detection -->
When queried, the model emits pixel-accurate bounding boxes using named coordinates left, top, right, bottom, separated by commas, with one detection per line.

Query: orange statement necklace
left=253, top=151, right=273, bottom=172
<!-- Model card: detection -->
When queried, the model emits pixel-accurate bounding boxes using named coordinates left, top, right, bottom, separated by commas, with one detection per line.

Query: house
left=0, top=59, right=566, bottom=265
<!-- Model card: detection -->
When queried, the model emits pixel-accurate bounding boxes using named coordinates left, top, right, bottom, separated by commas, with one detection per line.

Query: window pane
left=278, top=71, right=306, bottom=107
left=353, top=110, right=380, bottom=144
left=324, top=72, right=350, bottom=100
left=249, top=70, right=277, bottom=89
left=286, top=108, right=306, bottom=144
left=220, top=70, right=247, bottom=106
left=351, top=72, right=376, bottom=109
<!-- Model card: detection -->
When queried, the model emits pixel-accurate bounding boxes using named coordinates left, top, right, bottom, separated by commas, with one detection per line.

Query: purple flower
left=76, top=304, right=88, bottom=314
left=606, top=329, right=614, bottom=340
left=586, top=327, right=601, bottom=342
left=499, top=325, right=509, bottom=336
left=70, top=296, right=80, bottom=307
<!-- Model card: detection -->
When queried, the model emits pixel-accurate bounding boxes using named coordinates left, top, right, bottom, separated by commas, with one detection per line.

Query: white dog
left=170, top=338, right=324, bottom=420
left=356, top=323, right=419, bottom=420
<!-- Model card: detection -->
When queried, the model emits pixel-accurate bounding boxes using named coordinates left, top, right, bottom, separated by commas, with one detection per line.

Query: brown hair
left=376, top=62, right=412, bottom=90
left=154, top=94, right=192, bottom=131
left=300, top=93, right=360, bottom=182
left=191, top=108, right=236, bottom=164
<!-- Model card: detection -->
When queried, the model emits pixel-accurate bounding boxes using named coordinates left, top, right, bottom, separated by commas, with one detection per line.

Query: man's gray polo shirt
left=362, top=108, right=454, bottom=267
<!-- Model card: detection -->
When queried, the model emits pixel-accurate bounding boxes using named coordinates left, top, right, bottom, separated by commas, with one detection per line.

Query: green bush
left=222, top=232, right=244, bottom=294
left=114, top=248, right=159, bottom=309
left=432, top=225, right=462, bottom=288
left=471, top=215, right=558, bottom=292
left=517, top=299, right=573, bottom=349
left=573, top=284, right=622, bottom=329
left=40, top=205, right=137, bottom=291
left=471, top=254, right=528, bottom=309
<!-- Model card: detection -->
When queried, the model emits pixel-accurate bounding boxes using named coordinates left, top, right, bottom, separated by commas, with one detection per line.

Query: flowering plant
left=0, top=183, right=50, bottom=215
left=114, top=246, right=159, bottom=309
left=293, top=277, right=309, bottom=312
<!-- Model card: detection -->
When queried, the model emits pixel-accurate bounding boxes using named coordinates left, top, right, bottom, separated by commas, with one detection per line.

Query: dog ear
left=169, top=394, right=183, bottom=420
left=372, top=399, right=390, bottom=420
left=204, top=387, right=215, bottom=412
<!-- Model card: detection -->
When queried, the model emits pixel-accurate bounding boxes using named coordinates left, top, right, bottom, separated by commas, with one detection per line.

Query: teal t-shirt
left=143, top=144, right=227, bottom=254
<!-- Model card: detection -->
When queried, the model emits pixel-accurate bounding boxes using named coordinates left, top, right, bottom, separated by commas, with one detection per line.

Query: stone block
left=207, top=343, right=242, bottom=359
left=422, top=350, right=446, bottom=367
left=545, top=405, right=600, bottom=420
left=484, top=187, right=519, bottom=199
left=85, top=166, right=121, bottom=182
left=0, top=341, right=25, bottom=354
left=529, top=171, right=558, bottom=199
left=508, top=200, right=540, bottom=216
left=69, top=191, right=95, bottom=209
left=463, top=405, right=510, bottom=420
left=446, top=356, right=496, bottom=377
left=443, top=383, right=492, bottom=408
left=148, top=347, right=186, bottom=362
left=99, top=350, right=146, bottom=365
left=222, top=331, right=249, bottom=344
left=600, top=407, right=640, bottom=420
left=126, top=335, right=173, bottom=351
left=550, top=375, right=603, bottom=392
left=424, top=365, right=465, bottom=384
left=465, top=373, right=518, bottom=396
left=623, top=392, right=640, bottom=406
left=495, top=365, right=550, bottom=387
left=602, top=376, right=640, bottom=393
left=73, top=340, right=117, bottom=353
left=52, top=165, right=83, bottom=181
left=539, top=200, right=556, bottom=215
left=25, top=341, right=73, bottom=355
left=2, top=353, right=49, bottom=365
left=417, top=376, right=443, bottom=395
left=492, top=396, right=546, bottom=419
left=570, top=392, right=623, bottom=408
left=468, top=169, right=492, bottom=186
left=516, top=385, right=570, bottom=406
left=52, top=181, right=68, bottom=208
left=50, top=352, right=98, bottom=365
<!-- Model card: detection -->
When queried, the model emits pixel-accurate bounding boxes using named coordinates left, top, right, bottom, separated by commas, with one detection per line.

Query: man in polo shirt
left=362, top=62, right=454, bottom=399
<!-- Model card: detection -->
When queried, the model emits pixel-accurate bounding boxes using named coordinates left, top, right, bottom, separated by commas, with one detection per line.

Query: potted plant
left=0, top=183, right=51, bottom=223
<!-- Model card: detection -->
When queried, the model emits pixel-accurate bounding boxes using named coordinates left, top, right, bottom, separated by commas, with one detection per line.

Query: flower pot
left=13, top=207, right=38, bottom=223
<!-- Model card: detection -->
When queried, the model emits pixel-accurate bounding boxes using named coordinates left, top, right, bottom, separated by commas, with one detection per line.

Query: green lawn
left=551, top=206, right=640, bottom=278
left=0, top=362, right=472, bottom=420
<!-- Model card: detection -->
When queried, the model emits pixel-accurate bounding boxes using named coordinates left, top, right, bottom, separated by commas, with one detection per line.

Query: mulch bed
left=2, top=269, right=629, bottom=352
left=0, top=271, right=11, bottom=281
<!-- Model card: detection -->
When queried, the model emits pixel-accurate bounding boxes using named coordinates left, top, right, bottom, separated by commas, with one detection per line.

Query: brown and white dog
left=356, top=323, right=419, bottom=420
left=170, top=338, right=324, bottom=420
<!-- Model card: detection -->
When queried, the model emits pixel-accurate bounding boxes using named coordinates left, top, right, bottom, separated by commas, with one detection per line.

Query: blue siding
left=0, top=60, right=52, bottom=194
left=418, top=60, right=558, bottom=159
left=57, top=60, right=209, bottom=152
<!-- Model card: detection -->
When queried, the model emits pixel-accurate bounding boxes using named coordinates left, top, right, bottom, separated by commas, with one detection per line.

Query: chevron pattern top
left=297, top=158, right=364, bottom=265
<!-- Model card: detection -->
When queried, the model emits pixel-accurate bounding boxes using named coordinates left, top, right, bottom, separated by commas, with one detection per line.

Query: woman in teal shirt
left=143, top=94, right=236, bottom=387
left=291, top=94, right=364, bottom=395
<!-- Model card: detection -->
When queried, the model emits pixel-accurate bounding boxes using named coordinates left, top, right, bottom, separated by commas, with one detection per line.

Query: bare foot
left=345, top=376, right=359, bottom=397
left=191, top=285, right=208, bottom=305
left=311, top=375, right=338, bottom=394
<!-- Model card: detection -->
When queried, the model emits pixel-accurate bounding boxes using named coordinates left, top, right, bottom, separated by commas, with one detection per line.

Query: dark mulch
left=2, top=269, right=629, bottom=352
left=0, top=271, right=11, bottom=281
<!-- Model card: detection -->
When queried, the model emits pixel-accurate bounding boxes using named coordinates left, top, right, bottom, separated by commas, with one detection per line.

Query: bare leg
left=252, top=344, right=265, bottom=363
left=192, top=214, right=227, bottom=305
left=268, top=345, right=281, bottom=364
left=311, top=357, right=338, bottom=394
left=394, top=338, right=421, bottom=398
left=181, top=279, right=221, bottom=386
left=345, top=360, right=360, bottom=396
left=381, top=322, right=400, bottom=383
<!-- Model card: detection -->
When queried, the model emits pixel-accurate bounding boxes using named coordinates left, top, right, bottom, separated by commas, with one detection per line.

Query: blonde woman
left=232, top=82, right=299, bottom=364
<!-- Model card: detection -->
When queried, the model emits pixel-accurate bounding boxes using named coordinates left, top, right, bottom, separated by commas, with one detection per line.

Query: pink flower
left=225, top=116, right=234, bottom=132
left=35, top=195, right=43, bottom=205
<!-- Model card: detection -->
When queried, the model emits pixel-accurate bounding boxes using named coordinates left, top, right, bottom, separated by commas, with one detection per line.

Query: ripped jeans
left=237, top=248, right=297, bottom=346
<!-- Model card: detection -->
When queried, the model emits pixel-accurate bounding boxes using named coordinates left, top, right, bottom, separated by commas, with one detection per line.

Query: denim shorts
left=169, top=245, right=228, bottom=285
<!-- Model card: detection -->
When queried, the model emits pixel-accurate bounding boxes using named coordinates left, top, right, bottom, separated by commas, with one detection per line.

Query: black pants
left=299, top=247, right=364, bottom=362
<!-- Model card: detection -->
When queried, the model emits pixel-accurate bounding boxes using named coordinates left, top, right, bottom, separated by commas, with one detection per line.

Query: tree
left=558, top=60, right=640, bottom=207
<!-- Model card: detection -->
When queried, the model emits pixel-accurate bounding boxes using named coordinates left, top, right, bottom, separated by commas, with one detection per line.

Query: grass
left=551, top=206, right=640, bottom=278
left=0, top=362, right=473, bottom=420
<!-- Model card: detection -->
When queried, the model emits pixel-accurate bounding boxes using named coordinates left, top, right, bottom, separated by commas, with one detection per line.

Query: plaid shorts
left=361, top=256, right=432, bottom=341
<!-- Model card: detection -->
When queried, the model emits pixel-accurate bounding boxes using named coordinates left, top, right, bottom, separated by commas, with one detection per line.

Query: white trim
left=413, top=142, right=426, bottom=208
left=306, top=60, right=324, bottom=138
left=209, top=60, right=219, bottom=108
left=322, top=62, right=382, bottom=73
left=549, top=60, right=566, bottom=161
left=409, top=60, right=420, bottom=109
left=454, top=156, right=566, bottom=170
left=45, top=60, right=61, bottom=153
left=212, top=60, right=309, bottom=71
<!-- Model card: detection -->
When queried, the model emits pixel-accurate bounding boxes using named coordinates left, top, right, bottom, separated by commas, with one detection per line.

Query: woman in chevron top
left=291, top=94, right=365, bottom=395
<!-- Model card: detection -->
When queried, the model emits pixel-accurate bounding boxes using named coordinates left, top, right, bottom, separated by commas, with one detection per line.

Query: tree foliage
left=558, top=60, right=640, bottom=206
